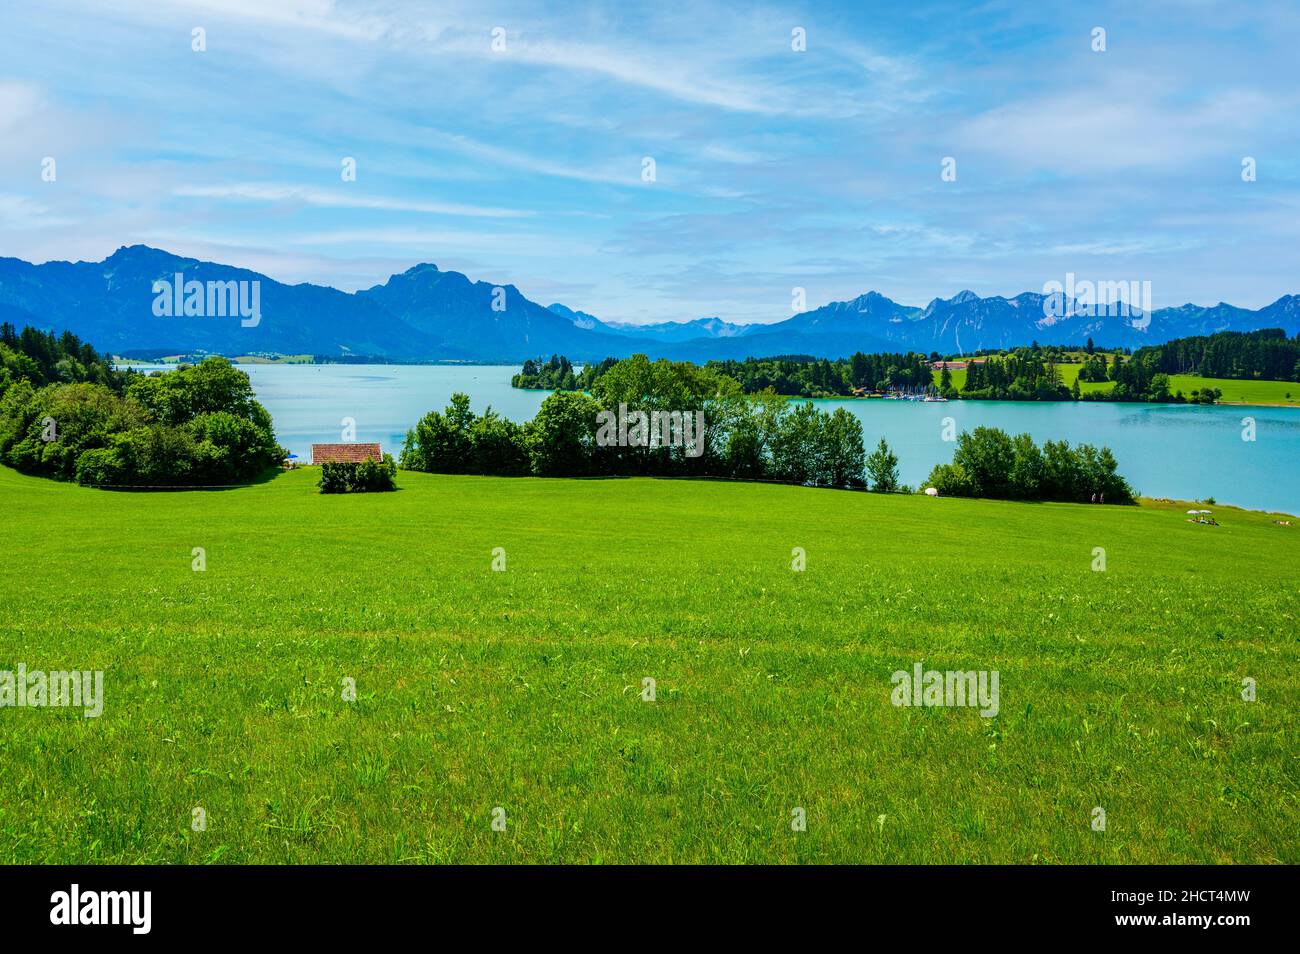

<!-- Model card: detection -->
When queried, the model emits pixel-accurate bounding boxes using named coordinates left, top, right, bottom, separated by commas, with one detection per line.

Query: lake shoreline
left=117, top=360, right=1299, bottom=410
left=111, top=363, right=1300, bottom=515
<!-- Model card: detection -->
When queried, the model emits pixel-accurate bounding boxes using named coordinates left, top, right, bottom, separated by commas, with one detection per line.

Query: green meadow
left=939, top=364, right=1299, bottom=405
left=1165, top=375, right=1300, bottom=406
left=0, top=464, right=1295, bottom=864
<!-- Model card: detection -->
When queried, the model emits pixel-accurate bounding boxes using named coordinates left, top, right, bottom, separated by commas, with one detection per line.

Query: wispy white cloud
left=1048, top=238, right=1201, bottom=256
left=172, top=183, right=533, bottom=218
left=116, top=0, right=393, bottom=42
left=282, top=226, right=596, bottom=257
left=423, top=132, right=641, bottom=188
left=439, top=33, right=785, bottom=114
left=957, top=76, right=1286, bottom=173
left=0, top=80, right=44, bottom=134
left=0, top=192, right=76, bottom=228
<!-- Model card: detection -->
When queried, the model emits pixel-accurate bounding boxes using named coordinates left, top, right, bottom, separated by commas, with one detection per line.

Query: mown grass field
left=938, top=365, right=1300, bottom=405
left=1165, top=375, right=1300, bottom=406
left=0, top=465, right=1295, bottom=864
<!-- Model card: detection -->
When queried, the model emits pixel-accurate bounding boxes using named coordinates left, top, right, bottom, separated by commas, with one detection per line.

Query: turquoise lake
left=125, top=363, right=1300, bottom=514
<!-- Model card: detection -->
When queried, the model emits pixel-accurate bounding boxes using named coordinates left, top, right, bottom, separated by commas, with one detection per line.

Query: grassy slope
left=0, top=465, right=1295, bottom=864
left=937, top=366, right=1299, bottom=405
left=1165, top=375, right=1299, bottom=406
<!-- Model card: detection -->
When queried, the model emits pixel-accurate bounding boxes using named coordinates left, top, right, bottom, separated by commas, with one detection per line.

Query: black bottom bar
left=0, top=865, right=1283, bottom=941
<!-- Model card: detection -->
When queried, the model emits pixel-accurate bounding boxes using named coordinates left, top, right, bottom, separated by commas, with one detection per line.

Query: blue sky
left=1, top=0, right=1297, bottom=324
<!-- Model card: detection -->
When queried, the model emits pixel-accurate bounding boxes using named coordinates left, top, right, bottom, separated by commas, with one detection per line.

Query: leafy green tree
left=1008, top=433, right=1044, bottom=499
left=126, top=357, right=264, bottom=427
left=850, top=352, right=870, bottom=388
left=769, top=402, right=825, bottom=485
left=720, top=391, right=786, bottom=480
left=401, top=393, right=475, bottom=473
left=5, top=382, right=149, bottom=481
left=950, top=426, right=1016, bottom=498
left=188, top=410, right=278, bottom=483
left=526, top=390, right=603, bottom=476
left=865, top=437, right=900, bottom=492
left=823, top=409, right=866, bottom=488
left=470, top=409, right=528, bottom=476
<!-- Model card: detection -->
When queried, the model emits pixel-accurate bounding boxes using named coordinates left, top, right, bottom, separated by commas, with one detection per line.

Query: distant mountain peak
left=1, top=246, right=1296, bottom=363
left=401, top=262, right=440, bottom=277
left=103, top=244, right=188, bottom=266
left=547, top=302, right=606, bottom=331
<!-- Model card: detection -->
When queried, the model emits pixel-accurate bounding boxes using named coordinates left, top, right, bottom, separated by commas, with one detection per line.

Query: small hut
left=311, top=443, right=382, bottom=465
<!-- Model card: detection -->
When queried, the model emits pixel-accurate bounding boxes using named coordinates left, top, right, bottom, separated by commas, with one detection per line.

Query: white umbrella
left=1198, top=509, right=1213, bottom=514
left=1186, top=509, right=1199, bottom=514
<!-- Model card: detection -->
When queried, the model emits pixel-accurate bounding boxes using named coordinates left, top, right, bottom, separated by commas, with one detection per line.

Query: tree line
left=511, top=346, right=1199, bottom=404
left=927, top=427, right=1133, bottom=503
left=408, top=355, right=871, bottom=487
left=511, top=355, right=616, bottom=391
left=706, top=353, right=935, bottom=397
left=413, top=353, right=1135, bottom=502
left=958, top=352, right=1073, bottom=401
left=519, top=328, right=1300, bottom=405
left=513, top=351, right=937, bottom=399
left=958, top=350, right=1215, bottom=403
left=1, top=325, right=283, bottom=487
left=0, top=323, right=123, bottom=392
left=1132, top=328, right=1300, bottom=381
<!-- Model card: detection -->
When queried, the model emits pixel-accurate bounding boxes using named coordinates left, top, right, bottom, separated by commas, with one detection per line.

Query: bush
left=73, top=446, right=127, bottom=487
left=318, top=461, right=351, bottom=494
left=926, top=462, right=976, bottom=497
left=319, top=454, right=398, bottom=494
left=356, top=454, right=398, bottom=491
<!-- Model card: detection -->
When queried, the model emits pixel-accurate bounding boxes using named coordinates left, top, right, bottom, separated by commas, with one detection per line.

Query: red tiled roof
left=311, top=443, right=382, bottom=464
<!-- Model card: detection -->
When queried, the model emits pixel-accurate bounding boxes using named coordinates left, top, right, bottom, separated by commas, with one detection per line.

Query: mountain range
left=1, top=246, right=1296, bottom=362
